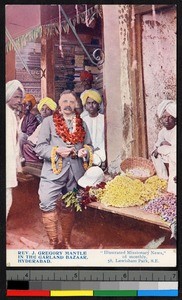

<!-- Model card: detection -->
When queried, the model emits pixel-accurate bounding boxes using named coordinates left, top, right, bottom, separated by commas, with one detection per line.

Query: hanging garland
left=58, top=4, right=64, bottom=57
left=83, top=144, right=93, bottom=170
left=6, top=5, right=103, bottom=53
left=6, top=25, right=42, bottom=53
left=51, top=144, right=93, bottom=174
left=51, top=146, right=63, bottom=175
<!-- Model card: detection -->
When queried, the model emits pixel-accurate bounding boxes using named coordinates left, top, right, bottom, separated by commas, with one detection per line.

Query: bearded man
left=35, top=90, right=93, bottom=249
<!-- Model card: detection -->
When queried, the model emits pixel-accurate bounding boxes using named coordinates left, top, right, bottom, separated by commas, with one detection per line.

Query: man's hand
left=56, top=146, right=74, bottom=158
left=78, top=148, right=87, bottom=158
left=152, top=148, right=159, bottom=158
left=27, top=140, right=35, bottom=147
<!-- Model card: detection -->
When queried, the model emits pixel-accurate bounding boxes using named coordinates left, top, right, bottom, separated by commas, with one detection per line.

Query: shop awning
left=6, top=4, right=101, bottom=52
left=6, top=5, right=41, bottom=40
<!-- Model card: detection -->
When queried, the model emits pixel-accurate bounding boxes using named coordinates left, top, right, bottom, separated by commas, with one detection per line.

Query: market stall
left=22, top=158, right=176, bottom=230
left=88, top=202, right=170, bottom=231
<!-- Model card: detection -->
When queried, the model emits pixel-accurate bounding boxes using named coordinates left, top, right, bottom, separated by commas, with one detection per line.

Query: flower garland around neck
left=53, top=110, right=86, bottom=144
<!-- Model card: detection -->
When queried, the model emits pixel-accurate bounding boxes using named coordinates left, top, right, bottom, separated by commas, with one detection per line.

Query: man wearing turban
left=19, top=94, right=39, bottom=161
left=6, top=80, right=25, bottom=221
left=151, top=100, right=176, bottom=194
left=80, top=89, right=106, bottom=168
left=80, top=70, right=93, bottom=90
left=79, top=70, right=104, bottom=117
left=74, top=70, right=94, bottom=117
left=23, top=97, right=57, bottom=163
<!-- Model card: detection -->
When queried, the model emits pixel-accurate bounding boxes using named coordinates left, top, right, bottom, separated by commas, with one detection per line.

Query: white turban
left=157, top=100, right=176, bottom=119
left=6, top=80, right=25, bottom=102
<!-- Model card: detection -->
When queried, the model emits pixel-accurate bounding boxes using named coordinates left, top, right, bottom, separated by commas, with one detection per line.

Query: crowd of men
left=6, top=71, right=176, bottom=248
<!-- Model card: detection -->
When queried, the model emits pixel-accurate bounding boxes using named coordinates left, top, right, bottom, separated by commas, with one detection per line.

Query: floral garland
left=53, top=110, right=86, bottom=144
left=51, top=112, right=93, bottom=174
left=51, top=144, right=93, bottom=174
left=83, top=144, right=93, bottom=170
left=51, top=146, right=63, bottom=174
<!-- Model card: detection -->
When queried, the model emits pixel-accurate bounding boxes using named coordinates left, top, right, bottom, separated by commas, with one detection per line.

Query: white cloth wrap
left=157, top=100, right=176, bottom=118
left=6, top=105, right=21, bottom=188
left=151, top=126, right=176, bottom=194
left=6, top=79, right=25, bottom=102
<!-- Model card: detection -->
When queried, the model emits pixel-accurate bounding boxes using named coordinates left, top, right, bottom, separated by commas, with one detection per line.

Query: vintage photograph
left=6, top=4, right=176, bottom=267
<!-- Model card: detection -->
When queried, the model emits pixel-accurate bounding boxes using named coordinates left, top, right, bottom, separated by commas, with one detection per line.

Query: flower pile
left=89, top=182, right=106, bottom=201
left=99, top=175, right=167, bottom=208
left=126, top=167, right=150, bottom=178
left=140, top=193, right=176, bottom=224
left=140, top=176, right=167, bottom=202
left=77, top=182, right=106, bottom=210
left=61, top=175, right=170, bottom=213
left=100, top=175, right=144, bottom=207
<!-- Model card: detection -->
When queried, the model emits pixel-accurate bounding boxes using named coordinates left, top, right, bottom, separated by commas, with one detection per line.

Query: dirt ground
left=6, top=177, right=176, bottom=250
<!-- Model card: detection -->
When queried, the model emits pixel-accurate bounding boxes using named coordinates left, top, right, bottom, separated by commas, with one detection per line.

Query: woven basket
left=120, top=157, right=156, bottom=182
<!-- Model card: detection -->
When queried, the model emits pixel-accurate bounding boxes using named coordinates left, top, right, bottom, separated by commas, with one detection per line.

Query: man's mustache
left=64, top=106, right=73, bottom=111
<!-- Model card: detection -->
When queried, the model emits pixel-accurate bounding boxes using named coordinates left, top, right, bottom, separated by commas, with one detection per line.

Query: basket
left=120, top=157, right=156, bottom=182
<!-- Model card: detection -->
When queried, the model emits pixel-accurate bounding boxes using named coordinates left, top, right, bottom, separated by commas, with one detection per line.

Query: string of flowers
left=85, top=4, right=89, bottom=27
left=58, top=5, right=64, bottom=58
left=51, top=146, right=63, bottom=174
left=53, top=111, right=86, bottom=144
left=83, top=144, right=93, bottom=170
left=6, top=6, right=102, bottom=53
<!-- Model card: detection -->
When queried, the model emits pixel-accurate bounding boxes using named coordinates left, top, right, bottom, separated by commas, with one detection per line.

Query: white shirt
left=155, top=126, right=176, bottom=149
left=6, top=105, right=20, bottom=188
left=82, top=113, right=106, bottom=165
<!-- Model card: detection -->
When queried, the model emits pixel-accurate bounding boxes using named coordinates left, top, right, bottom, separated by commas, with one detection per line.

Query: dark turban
left=80, top=71, right=93, bottom=83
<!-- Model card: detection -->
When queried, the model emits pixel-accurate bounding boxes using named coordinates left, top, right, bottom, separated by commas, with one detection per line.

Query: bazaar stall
left=41, top=157, right=176, bottom=241
left=22, top=155, right=176, bottom=237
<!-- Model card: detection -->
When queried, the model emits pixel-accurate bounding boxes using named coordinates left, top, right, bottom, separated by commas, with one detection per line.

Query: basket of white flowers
left=120, top=157, right=156, bottom=182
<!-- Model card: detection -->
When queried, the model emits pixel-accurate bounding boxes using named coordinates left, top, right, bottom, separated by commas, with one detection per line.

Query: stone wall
left=103, top=5, right=133, bottom=174
left=103, top=5, right=176, bottom=173
left=142, top=7, right=176, bottom=154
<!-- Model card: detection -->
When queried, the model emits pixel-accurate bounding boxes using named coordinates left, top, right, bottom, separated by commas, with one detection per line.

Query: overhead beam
left=134, top=4, right=175, bottom=15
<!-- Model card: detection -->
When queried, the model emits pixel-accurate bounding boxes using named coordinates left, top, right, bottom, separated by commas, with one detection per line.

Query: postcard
left=6, top=3, right=176, bottom=268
